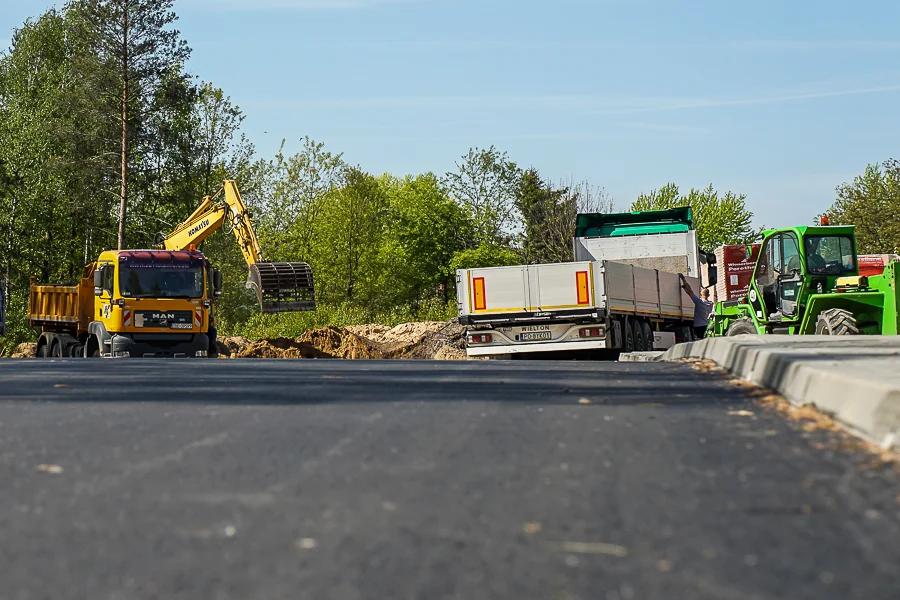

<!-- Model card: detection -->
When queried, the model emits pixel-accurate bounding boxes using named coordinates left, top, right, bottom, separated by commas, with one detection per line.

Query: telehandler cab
left=709, top=219, right=899, bottom=337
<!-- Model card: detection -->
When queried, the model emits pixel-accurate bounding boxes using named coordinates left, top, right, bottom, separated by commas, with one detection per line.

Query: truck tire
left=726, top=318, right=757, bottom=336
left=641, top=321, right=654, bottom=351
left=623, top=319, right=635, bottom=352
left=815, top=308, right=859, bottom=335
left=51, top=341, right=63, bottom=358
left=632, top=319, right=644, bottom=352
left=38, top=343, right=51, bottom=358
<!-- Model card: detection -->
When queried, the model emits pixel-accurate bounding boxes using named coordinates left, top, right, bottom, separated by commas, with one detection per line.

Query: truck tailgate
left=458, top=262, right=600, bottom=318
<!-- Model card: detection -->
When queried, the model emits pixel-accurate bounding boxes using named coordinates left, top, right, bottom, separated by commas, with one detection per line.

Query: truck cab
left=30, top=249, right=223, bottom=358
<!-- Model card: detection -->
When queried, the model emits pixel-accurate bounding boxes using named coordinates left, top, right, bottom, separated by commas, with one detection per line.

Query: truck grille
left=134, top=310, right=193, bottom=329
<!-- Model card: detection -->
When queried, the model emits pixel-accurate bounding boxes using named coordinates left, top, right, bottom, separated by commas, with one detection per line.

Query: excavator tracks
left=247, top=262, right=316, bottom=313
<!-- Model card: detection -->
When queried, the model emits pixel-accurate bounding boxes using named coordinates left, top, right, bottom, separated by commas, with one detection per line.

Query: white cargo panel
left=457, top=261, right=698, bottom=322
left=458, top=262, right=601, bottom=318
left=574, top=231, right=700, bottom=278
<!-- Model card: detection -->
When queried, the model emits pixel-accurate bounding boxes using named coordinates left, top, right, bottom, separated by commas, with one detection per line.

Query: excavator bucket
left=247, top=262, right=316, bottom=313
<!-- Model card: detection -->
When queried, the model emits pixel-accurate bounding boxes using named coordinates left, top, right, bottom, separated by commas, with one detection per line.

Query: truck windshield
left=805, top=235, right=856, bottom=275
left=119, top=265, right=204, bottom=298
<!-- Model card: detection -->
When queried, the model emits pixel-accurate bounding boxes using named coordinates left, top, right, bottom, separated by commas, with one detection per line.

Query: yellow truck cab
left=29, top=249, right=222, bottom=358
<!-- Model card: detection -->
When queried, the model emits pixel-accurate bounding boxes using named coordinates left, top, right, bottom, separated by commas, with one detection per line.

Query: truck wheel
left=815, top=308, right=859, bottom=335
left=51, top=342, right=63, bottom=358
left=726, top=318, right=757, bottom=336
left=632, top=319, right=644, bottom=352
left=38, top=343, right=51, bottom=358
left=641, top=321, right=654, bottom=351
left=623, top=319, right=635, bottom=352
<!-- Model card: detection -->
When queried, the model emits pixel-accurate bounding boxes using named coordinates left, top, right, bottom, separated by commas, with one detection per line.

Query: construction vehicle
left=708, top=218, right=899, bottom=336
left=456, top=208, right=712, bottom=357
left=153, top=180, right=315, bottom=313
left=28, top=180, right=314, bottom=358
left=29, top=249, right=220, bottom=358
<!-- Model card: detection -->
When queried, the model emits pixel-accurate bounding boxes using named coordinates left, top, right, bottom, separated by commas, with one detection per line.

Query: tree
left=79, top=0, right=190, bottom=248
left=631, top=183, right=757, bottom=249
left=827, top=159, right=900, bottom=254
left=445, top=146, right=522, bottom=246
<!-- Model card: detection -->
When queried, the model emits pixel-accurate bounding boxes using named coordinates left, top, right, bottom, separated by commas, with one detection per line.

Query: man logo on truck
left=152, top=313, right=176, bottom=320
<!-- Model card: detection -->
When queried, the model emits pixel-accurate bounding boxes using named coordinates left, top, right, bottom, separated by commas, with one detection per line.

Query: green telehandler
left=708, top=220, right=899, bottom=337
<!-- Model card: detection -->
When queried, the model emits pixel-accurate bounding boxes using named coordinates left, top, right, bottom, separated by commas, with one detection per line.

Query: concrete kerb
left=662, top=335, right=900, bottom=451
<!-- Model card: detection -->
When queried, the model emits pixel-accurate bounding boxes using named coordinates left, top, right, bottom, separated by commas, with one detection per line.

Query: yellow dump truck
left=29, top=249, right=221, bottom=358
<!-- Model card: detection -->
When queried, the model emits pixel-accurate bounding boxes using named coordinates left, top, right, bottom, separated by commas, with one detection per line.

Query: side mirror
left=707, top=266, right=718, bottom=286
left=213, top=269, right=223, bottom=297
left=93, top=268, right=103, bottom=288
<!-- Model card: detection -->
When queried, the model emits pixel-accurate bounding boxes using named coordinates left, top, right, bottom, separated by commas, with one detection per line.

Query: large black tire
left=50, top=341, right=63, bottom=358
left=623, top=319, right=635, bottom=352
left=815, top=308, right=859, bottom=335
left=38, top=343, right=51, bottom=358
left=726, top=318, right=758, bottom=336
left=632, top=319, right=644, bottom=352
left=207, top=326, right=218, bottom=358
left=640, top=321, right=654, bottom=351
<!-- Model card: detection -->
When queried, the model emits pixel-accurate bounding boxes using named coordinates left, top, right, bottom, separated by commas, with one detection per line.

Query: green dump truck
left=709, top=221, right=899, bottom=336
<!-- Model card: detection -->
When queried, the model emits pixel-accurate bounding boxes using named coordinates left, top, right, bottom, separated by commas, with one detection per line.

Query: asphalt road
left=0, top=358, right=898, bottom=600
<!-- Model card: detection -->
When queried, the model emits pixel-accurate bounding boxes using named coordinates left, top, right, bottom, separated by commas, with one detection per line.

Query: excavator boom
left=154, top=180, right=315, bottom=313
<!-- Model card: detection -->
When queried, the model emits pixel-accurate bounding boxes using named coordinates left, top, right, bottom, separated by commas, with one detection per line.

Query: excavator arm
left=154, top=180, right=315, bottom=313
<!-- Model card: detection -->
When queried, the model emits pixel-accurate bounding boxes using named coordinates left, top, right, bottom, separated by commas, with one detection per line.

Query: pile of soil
left=10, top=343, right=37, bottom=359
left=217, top=319, right=468, bottom=361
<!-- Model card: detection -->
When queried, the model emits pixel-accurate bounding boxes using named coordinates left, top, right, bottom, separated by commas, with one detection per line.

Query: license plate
left=170, top=323, right=193, bottom=329
left=521, top=331, right=552, bottom=341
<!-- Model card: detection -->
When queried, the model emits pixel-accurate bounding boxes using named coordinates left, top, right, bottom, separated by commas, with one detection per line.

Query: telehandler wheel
left=815, top=308, right=859, bottom=335
left=640, top=321, right=654, bottom=351
left=623, top=318, right=635, bottom=352
left=632, top=319, right=644, bottom=351
left=726, top=318, right=757, bottom=336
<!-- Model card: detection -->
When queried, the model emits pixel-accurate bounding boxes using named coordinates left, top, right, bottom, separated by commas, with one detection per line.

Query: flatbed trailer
left=456, top=207, right=710, bottom=357
left=457, top=260, right=699, bottom=356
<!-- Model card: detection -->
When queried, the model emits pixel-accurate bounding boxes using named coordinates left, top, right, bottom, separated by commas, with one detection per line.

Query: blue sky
left=3, top=0, right=900, bottom=228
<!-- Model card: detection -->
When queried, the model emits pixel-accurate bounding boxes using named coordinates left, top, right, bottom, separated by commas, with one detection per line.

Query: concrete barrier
left=663, top=335, right=900, bottom=450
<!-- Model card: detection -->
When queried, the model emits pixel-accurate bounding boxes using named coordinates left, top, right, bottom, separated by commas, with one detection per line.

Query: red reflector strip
left=576, top=271, right=589, bottom=305
left=123, top=310, right=132, bottom=326
left=473, top=277, right=486, bottom=311
left=194, top=309, right=202, bottom=327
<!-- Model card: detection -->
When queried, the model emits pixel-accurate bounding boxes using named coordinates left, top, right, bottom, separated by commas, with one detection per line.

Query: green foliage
left=827, top=159, right=900, bottom=254
left=449, top=243, right=521, bottom=272
left=631, top=183, right=758, bottom=250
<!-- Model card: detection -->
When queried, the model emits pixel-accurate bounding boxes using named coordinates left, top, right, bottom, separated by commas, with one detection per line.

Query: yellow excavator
left=153, top=180, right=315, bottom=313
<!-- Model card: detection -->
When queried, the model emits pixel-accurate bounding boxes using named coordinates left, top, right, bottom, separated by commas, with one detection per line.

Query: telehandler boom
left=153, top=180, right=315, bottom=313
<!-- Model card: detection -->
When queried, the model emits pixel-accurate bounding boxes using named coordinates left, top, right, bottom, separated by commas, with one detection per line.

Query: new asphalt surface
left=0, top=358, right=898, bottom=600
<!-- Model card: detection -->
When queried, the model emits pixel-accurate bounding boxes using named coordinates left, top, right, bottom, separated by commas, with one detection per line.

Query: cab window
left=102, top=264, right=115, bottom=295
left=805, top=236, right=856, bottom=275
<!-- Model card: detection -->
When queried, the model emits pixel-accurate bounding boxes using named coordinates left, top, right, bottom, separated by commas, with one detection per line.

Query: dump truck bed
left=457, top=260, right=698, bottom=324
left=28, top=279, right=94, bottom=334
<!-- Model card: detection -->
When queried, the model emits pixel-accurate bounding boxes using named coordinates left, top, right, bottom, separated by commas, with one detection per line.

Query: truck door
left=750, top=234, right=779, bottom=321
left=776, top=233, right=803, bottom=319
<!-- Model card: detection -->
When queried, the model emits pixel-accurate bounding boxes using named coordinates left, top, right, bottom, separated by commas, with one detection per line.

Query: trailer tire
left=640, top=321, right=654, bottom=351
left=726, top=318, right=757, bottom=336
left=632, top=319, right=644, bottom=352
left=815, top=308, right=859, bottom=335
left=623, top=318, right=635, bottom=352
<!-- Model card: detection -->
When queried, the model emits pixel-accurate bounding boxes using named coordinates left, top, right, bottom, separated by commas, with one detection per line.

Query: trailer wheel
left=815, top=308, right=859, bottom=335
left=640, top=321, right=654, bottom=351
left=632, top=319, right=644, bottom=352
left=623, top=319, right=635, bottom=352
left=726, top=318, right=757, bottom=336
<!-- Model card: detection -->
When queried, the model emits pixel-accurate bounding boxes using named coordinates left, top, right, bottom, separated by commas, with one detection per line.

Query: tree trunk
left=117, top=5, right=129, bottom=250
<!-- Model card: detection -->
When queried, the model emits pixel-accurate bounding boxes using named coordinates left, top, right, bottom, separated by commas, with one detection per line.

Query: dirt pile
left=216, top=319, right=467, bottom=360
left=10, top=343, right=37, bottom=358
